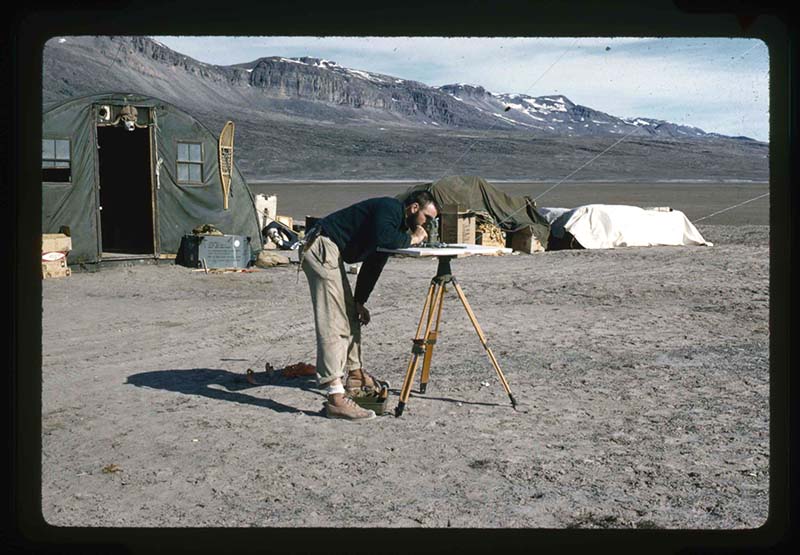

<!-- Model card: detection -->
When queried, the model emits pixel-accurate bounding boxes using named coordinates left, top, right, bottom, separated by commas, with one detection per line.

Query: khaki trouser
left=301, top=235, right=362, bottom=385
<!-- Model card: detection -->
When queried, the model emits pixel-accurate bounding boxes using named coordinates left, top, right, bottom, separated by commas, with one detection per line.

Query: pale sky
left=153, top=36, right=769, bottom=142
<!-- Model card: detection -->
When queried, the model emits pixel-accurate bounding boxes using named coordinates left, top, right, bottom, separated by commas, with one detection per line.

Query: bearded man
left=301, top=191, right=439, bottom=420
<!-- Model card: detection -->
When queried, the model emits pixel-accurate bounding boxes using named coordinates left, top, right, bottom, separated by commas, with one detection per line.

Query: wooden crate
left=508, top=226, right=545, bottom=253
left=275, top=215, right=293, bottom=230
left=476, top=220, right=505, bottom=247
left=477, top=232, right=506, bottom=248
left=440, top=205, right=476, bottom=244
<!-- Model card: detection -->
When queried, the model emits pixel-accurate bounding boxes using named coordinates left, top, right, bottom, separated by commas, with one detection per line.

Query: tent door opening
left=97, top=124, right=155, bottom=257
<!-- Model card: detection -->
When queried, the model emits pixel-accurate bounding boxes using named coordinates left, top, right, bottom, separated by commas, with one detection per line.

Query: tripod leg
left=396, top=281, right=437, bottom=417
left=419, top=281, right=446, bottom=394
left=452, top=281, right=518, bottom=408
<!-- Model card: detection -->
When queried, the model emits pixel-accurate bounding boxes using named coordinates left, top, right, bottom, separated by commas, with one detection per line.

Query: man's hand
left=355, top=302, right=371, bottom=326
left=410, top=225, right=428, bottom=246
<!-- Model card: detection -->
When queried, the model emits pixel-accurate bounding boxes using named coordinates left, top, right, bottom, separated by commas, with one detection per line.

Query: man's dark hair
left=404, top=190, right=439, bottom=213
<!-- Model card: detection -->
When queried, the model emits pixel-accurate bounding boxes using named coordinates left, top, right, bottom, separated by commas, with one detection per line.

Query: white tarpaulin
left=544, top=204, right=712, bottom=249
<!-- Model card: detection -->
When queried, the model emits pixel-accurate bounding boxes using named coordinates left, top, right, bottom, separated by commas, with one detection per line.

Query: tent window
left=42, top=138, right=71, bottom=183
left=177, top=141, right=204, bottom=184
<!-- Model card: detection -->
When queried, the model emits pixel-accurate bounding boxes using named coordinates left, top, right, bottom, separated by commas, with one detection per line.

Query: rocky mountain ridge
left=41, top=35, right=768, bottom=181
left=442, top=84, right=723, bottom=140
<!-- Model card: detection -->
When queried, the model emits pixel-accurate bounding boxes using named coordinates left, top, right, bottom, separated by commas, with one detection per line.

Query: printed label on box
left=42, top=251, right=66, bottom=262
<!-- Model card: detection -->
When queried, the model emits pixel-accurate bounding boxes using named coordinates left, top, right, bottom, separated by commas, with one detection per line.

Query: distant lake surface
left=248, top=181, right=770, bottom=226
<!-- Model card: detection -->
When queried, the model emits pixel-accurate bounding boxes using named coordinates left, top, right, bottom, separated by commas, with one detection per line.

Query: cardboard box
left=440, top=205, right=476, bottom=244
left=508, top=226, right=545, bottom=253
left=42, top=233, right=72, bottom=254
left=42, top=258, right=71, bottom=279
left=42, top=233, right=72, bottom=279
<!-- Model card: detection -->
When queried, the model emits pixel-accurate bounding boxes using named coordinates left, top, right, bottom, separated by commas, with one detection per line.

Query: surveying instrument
left=378, top=244, right=520, bottom=417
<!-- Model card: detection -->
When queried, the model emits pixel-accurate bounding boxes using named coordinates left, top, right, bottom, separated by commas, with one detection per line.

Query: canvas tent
left=540, top=204, right=712, bottom=249
left=42, top=92, right=263, bottom=264
left=397, top=175, right=551, bottom=247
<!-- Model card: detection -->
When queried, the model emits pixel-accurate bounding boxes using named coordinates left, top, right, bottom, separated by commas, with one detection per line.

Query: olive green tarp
left=397, top=175, right=550, bottom=247
left=42, top=92, right=262, bottom=264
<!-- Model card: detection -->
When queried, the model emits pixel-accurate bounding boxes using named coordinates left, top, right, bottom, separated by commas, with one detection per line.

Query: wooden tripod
left=394, top=255, right=518, bottom=417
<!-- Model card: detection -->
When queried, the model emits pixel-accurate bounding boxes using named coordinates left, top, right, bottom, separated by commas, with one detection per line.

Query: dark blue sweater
left=319, top=197, right=411, bottom=304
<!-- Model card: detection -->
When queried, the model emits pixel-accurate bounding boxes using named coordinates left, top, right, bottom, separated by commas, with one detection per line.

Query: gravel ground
left=38, top=222, right=771, bottom=543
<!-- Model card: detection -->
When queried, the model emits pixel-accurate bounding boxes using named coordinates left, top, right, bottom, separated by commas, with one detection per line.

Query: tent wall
left=153, top=104, right=261, bottom=256
left=42, top=101, right=101, bottom=263
left=42, top=93, right=262, bottom=264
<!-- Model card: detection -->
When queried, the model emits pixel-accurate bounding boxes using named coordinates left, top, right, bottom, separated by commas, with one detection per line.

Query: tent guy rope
left=694, top=192, right=770, bottom=223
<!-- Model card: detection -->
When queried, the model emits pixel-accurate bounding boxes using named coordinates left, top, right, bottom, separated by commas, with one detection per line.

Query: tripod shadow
left=404, top=391, right=505, bottom=408
left=126, top=368, right=326, bottom=417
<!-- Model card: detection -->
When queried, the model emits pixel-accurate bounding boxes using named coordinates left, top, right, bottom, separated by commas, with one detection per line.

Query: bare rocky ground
left=40, top=224, right=770, bottom=537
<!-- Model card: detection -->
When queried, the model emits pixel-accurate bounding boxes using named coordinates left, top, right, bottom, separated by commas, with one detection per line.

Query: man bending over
left=301, top=191, right=439, bottom=420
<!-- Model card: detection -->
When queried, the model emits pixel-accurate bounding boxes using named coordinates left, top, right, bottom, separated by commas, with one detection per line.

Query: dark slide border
left=6, top=1, right=795, bottom=553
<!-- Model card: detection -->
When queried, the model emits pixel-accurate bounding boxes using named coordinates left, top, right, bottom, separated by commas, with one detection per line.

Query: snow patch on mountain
left=279, top=57, right=307, bottom=65
left=346, top=69, right=387, bottom=83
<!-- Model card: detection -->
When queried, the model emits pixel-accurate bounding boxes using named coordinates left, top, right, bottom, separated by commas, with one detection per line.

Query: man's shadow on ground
left=126, top=368, right=326, bottom=417
left=126, top=368, right=502, bottom=416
